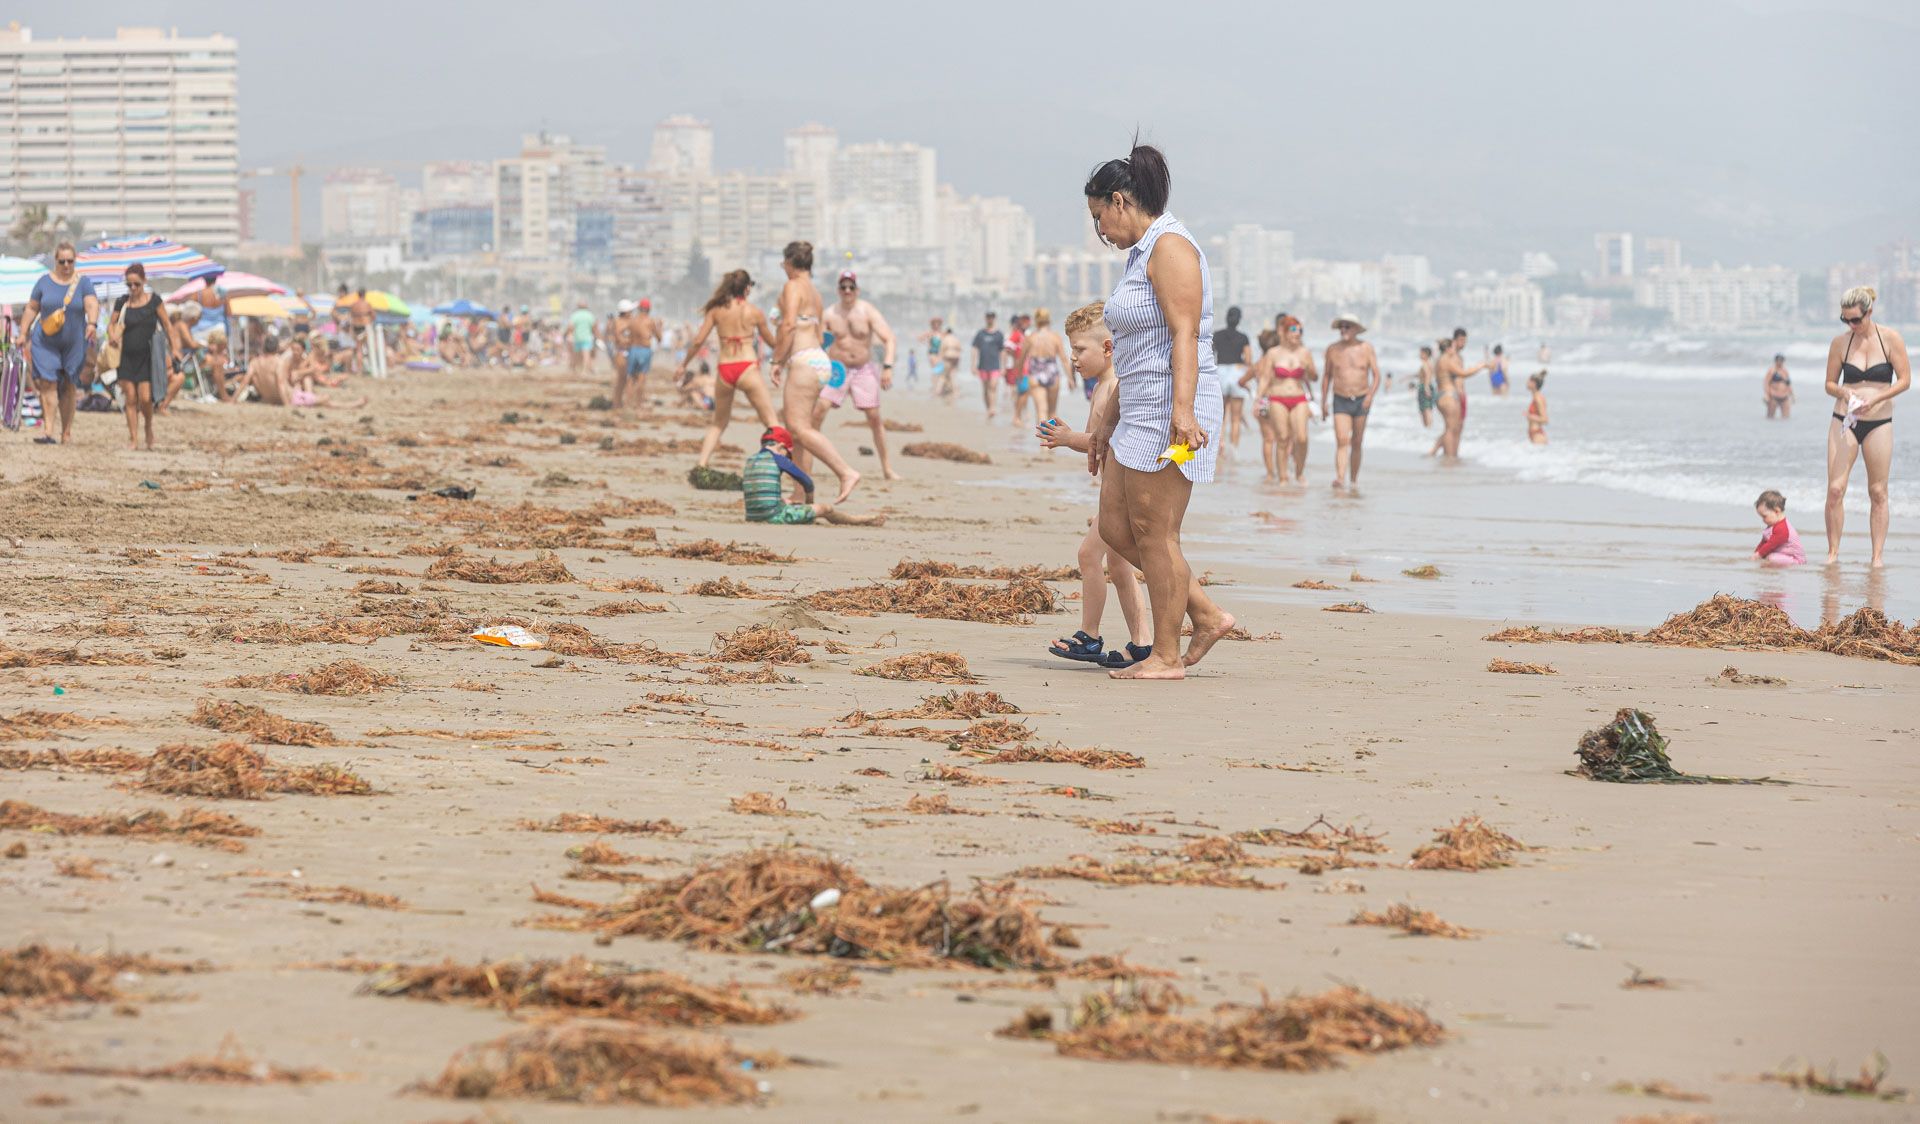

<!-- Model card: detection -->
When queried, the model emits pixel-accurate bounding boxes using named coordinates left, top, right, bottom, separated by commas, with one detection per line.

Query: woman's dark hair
left=783, top=241, right=813, bottom=271
left=124, top=262, right=146, bottom=281
left=1492, top=344, right=1503, bottom=356
left=1083, top=138, right=1171, bottom=216
left=1225, top=306, right=1242, bottom=327
left=1419, top=346, right=1433, bottom=356
left=1451, top=327, right=1468, bottom=340
left=704, top=269, right=753, bottom=312
left=1773, top=353, right=1785, bottom=362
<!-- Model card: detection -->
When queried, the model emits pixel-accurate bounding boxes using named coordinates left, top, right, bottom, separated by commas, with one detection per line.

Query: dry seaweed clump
left=426, top=550, right=576, bottom=585
left=902, top=441, right=992, bottom=464
left=0, top=709, right=129, bottom=742
left=730, top=792, right=805, bottom=817
left=38, top=1035, right=335, bottom=1085
left=0, top=799, right=259, bottom=851
left=854, top=690, right=1020, bottom=721
left=189, top=700, right=338, bottom=746
left=1292, top=579, right=1342, bottom=590
left=808, top=577, right=1056, bottom=625
left=1004, top=981, right=1443, bottom=1072
left=414, top=1021, right=776, bottom=1107
left=361, top=957, right=791, bottom=1027
left=1483, top=624, right=1634, bottom=644
left=1323, top=602, right=1374, bottom=614
left=0, top=643, right=149, bottom=668
left=221, top=659, right=399, bottom=696
left=1715, top=665, right=1785, bottom=686
left=782, top=965, right=859, bottom=995
left=663, top=539, right=792, bottom=565
left=1488, top=658, right=1556, bottom=675
left=1408, top=816, right=1529, bottom=871
left=890, top=559, right=1078, bottom=581
left=1645, top=593, right=1806, bottom=649
left=711, top=626, right=811, bottom=665
left=1349, top=903, right=1476, bottom=939
left=1573, top=708, right=1778, bottom=785
left=520, top=813, right=684, bottom=836
left=1015, top=855, right=1278, bottom=890
left=137, top=741, right=373, bottom=799
left=0, top=943, right=204, bottom=1008
left=1402, top=564, right=1442, bottom=579
left=1814, top=606, right=1920, bottom=665
left=533, top=847, right=1067, bottom=971
left=856, top=652, right=978, bottom=684
left=686, top=576, right=757, bottom=598
left=964, top=744, right=1144, bottom=770
left=0, top=746, right=150, bottom=775
left=1760, top=1053, right=1911, bottom=1102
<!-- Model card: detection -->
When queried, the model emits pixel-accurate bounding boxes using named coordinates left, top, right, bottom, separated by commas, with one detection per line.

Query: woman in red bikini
left=680, top=269, right=781, bottom=469
left=1240, top=314, right=1315, bottom=483
left=1430, top=328, right=1490, bottom=459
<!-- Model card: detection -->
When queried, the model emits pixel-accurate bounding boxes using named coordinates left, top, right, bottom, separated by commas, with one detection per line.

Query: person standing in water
left=1764, top=353, right=1794, bottom=419
left=1415, top=345, right=1438, bottom=428
left=772, top=241, right=860, bottom=504
left=1212, top=306, right=1251, bottom=454
left=1823, top=285, right=1908, bottom=567
left=1320, top=314, right=1381, bottom=488
left=971, top=311, right=1006, bottom=420
left=1014, top=307, right=1070, bottom=424
left=1486, top=343, right=1509, bottom=396
left=1525, top=371, right=1549, bottom=444
left=1240, top=314, right=1314, bottom=483
left=817, top=270, right=901, bottom=481
left=1430, top=328, right=1490, bottom=459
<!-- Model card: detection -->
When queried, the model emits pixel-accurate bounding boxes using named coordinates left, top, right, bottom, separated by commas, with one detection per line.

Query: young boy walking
left=1036, top=302, right=1150, bottom=668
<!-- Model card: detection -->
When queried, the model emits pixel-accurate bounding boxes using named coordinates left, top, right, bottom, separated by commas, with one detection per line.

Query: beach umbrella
left=74, top=235, right=222, bottom=287
left=431, top=298, right=495, bottom=319
left=0, top=256, right=47, bottom=305
left=226, top=295, right=294, bottom=320
left=360, top=290, right=411, bottom=317
left=166, top=271, right=288, bottom=303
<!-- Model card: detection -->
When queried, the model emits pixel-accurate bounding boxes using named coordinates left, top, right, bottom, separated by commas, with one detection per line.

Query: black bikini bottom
left=1833, top=413, right=1892, bottom=445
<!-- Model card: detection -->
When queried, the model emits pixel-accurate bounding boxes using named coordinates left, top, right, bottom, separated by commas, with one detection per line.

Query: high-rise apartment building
left=1633, top=265, right=1796, bottom=330
left=832, top=142, right=937, bottom=251
left=421, top=160, right=493, bottom=208
left=938, top=187, right=1033, bottom=296
left=1224, top=224, right=1295, bottom=309
left=320, top=167, right=403, bottom=243
left=0, top=25, right=240, bottom=254
left=1641, top=236, right=1682, bottom=272
left=1595, top=232, right=1633, bottom=280
left=647, top=115, right=713, bottom=177
left=493, top=132, right=609, bottom=264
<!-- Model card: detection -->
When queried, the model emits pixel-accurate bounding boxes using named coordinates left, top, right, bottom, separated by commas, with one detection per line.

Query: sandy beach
left=2, top=363, right=1917, bottom=1124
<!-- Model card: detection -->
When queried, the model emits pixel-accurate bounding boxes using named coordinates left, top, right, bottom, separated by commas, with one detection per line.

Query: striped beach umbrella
left=0, top=256, right=47, bottom=305
left=75, top=235, right=222, bottom=287
left=166, top=271, right=288, bottom=302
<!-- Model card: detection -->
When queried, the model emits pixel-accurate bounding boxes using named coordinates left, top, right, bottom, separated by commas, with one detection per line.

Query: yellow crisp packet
left=1158, top=443, right=1195, bottom=465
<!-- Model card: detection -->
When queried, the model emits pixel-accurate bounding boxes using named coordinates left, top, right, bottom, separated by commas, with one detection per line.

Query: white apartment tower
left=320, top=167, right=404, bottom=243
left=1224, top=224, right=1295, bottom=309
left=831, top=141, right=937, bottom=251
left=421, top=160, right=494, bottom=208
left=647, top=115, right=713, bottom=177
left=493, top=132, right=608, bottom=263
left=0, top=24, right=240, bottom=254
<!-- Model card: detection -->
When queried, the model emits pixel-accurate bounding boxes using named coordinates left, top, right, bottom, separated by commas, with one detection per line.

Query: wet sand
left=1, top=364, right=1916, bottom=1122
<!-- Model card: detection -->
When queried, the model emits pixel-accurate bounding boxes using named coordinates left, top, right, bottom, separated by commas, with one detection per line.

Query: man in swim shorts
left=971, top=311, right=1005, bottom=419
left=567, top=300, right=597, bottom=375
left=1321, top=313, right=1382, bottom=489
left=818, top=271, right=901, bottom=480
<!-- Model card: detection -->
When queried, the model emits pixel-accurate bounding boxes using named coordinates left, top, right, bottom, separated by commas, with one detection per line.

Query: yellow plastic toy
left=1158, top=443, right=1195, bottom=465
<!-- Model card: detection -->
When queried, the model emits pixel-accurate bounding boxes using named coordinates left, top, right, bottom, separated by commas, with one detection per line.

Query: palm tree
left=4, top=204, right=81, bottom=257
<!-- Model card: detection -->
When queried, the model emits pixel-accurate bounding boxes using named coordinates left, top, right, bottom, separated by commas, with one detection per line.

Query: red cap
left=838, top=269, right=857, bottom=285
left=761, top=426, right=794, bottom=451
left=638, top=298, right=651, bottom=310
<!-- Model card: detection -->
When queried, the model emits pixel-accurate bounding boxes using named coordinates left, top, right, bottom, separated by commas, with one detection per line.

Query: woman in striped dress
left=1084, top=142, right=1235, bottom=681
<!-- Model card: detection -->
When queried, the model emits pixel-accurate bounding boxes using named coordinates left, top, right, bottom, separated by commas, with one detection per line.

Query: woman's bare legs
left=1287, top=403, right=1311, bottom=482
left=124, top=382, right=155, bottom=449
left=1108, top=550, right=1151, bottom=648
left=1096, top=460, right=1233, bottom=680
left=696, top=367, right=778, bottom=467
left=1824, top=419, right=1857, bottom=564
left=1860, top=422, right=1893, bottom=567
left=1432, top=395, right=1459, bottom=457
left=1258, top=410, right=1280, bottom=481
left=784, top=361, right=860, bottom=503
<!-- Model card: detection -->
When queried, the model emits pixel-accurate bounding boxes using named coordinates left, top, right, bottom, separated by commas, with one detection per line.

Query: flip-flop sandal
left=1099, top=643, right=1153, bottom=669
left=1049, top=631, right=1105, bottom=662
left=33, top=436, right=57, bottom=445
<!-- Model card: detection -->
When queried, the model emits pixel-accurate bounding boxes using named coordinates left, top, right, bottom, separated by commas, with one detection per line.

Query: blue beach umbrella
left=431, top=298, right=495, bottom=319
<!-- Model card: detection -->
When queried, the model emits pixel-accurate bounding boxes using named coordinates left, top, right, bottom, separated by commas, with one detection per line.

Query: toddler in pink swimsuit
left=1752, top=490, right=1805, bottom=566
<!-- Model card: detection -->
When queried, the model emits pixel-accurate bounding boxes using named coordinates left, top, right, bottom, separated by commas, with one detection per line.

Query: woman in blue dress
left=20, top=241, right=100, bottom=444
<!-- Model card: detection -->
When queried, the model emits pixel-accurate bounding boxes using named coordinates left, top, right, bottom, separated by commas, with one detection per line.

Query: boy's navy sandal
left=1049, top=631, right=1105, bottom=662
left=1100, top=643, right=1152, bottom=669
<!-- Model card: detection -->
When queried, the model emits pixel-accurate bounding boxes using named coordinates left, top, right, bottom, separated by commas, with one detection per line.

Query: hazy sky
left=21, top=0, right=1920, bottom=271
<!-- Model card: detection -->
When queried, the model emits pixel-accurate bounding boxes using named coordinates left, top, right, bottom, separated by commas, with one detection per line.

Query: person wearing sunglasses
left=106, top=262, right=176, bottom=450
left=1823, top=285, right=1909, bottom=567
left=19, top=241, right=101, bottom=444
left=818, top=270, right=901, bottom=481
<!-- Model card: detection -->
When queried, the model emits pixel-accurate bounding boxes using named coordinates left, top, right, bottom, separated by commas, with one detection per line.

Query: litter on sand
left=1572, top=708, right=1780, bottom=785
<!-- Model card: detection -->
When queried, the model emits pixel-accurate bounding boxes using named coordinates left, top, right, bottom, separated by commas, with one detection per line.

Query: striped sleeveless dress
left=1104, top=213, right=1222, bottom=483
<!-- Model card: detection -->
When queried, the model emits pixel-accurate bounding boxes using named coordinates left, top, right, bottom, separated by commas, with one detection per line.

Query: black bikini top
left=1841, top=326, right=1895, bottom=384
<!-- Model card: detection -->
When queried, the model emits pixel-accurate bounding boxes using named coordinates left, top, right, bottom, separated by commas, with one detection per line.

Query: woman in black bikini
left=1823, top=286, right=1910, bottom=567
left=1764, top=353, right=1794, bottom=419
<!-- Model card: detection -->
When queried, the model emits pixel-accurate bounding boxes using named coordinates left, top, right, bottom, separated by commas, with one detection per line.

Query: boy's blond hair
left=1064, top=302, right=1107, bottom=337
